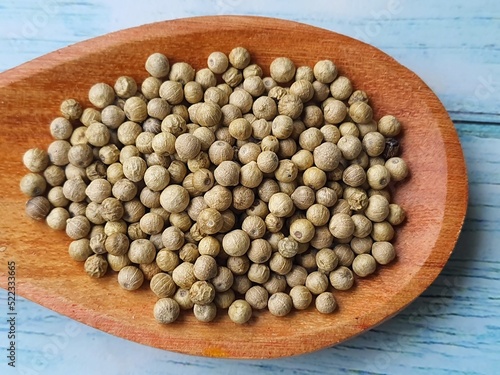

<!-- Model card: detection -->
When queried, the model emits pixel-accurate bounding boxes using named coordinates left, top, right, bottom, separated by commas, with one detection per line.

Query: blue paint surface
left=0, top=1, right=499, bottom=374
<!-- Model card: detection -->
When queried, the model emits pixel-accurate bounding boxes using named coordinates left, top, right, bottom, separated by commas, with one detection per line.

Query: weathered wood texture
left=0, top=0, right=497, bottom=373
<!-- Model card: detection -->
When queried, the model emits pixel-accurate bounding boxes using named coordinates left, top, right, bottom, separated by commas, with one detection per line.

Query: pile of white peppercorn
left=20, top=47, right=409, bottom=324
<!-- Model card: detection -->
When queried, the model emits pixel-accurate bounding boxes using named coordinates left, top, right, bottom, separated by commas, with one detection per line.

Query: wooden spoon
left=0, top=16, right=467, bottom=359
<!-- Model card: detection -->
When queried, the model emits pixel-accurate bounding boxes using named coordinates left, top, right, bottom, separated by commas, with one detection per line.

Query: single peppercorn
left=117, top=266, right=144, bottom=291
left=268, top=292, right=293, bottom=317
left=329, top=266, right=354, bottom=290
left=154, top=298, right=180, bottom=324
left=315, top=292, right=337, bottom=314
left=84, top=254, right=108, bottom=278
left=228, top=299, right=252, bottom=324
left=270, top=57, right=296, bottom=83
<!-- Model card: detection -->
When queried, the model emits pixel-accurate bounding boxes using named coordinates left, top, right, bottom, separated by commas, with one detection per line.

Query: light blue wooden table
left=1, top=1, right=499, bottom=374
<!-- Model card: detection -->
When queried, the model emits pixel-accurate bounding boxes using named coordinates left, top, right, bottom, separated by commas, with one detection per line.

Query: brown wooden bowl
left=0, top=16, right=468, bottom=358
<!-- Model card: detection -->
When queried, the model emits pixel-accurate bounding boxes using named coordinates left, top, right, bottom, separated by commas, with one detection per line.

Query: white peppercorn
left=160, top=185, right=190, bottom=213
left=222, top=66, right=243, bottom=87
left=372, top=241, right=396, bottom=265
left=352, top=253, right=377, bottom=277
left=362, top=131, right=386, bottom=157
left=351, top=236, right=373, bottom=255
left=252, top=96, right=277, bottom=121
left=138, top=212, right=164, bottom=235
left=269, top=252, right=293, bottom=275
left=313, top=142, right=341, bottom=172
left=329, top=266, right=355, bottom=290
left=268, top=292, right=293, bottom=317
left=47, top=140, right=71, bottom=166
left=179, top=244, right=198, bottom=265
left=282, top=265, right=306, bottom=288
left=150, top=273, right=176, bottom=299
left=122, top=235, right=151, bottom=261
left=290, top=218, right=315, bottom=243
left=274, top=159, right=298, bottom=183
left=207, top=51, right=229, bottom=74
left=244, top=239, right=271, bottom=264
left=278, top=93, right=303, bottom=119
left=290, top=79, right=314, bottom=102
left=302, top=167, right=327, bottom=190
left=193, top=303, right=217, bottom=323
left=329, top=213, right=355, bottom=239
left=138, top=259, right=161, bottom=282
left=154, top=298, right=180, bottom=324
left=161, top=225, right=185, bottom=251
left=229, top=46, right=251, bottom=69
left=289, top=285, right=313, bottom=310
left=387, top=203, right=406, bottom=225
left=104, top=220, right=127, bottom=236
left=46, top=207, right=70, bottom=231
left=118, top=266, right=144, bottom=291
left=358, top=121, right=378, bottom=138
left=144, top=52, right=170, bottom=78
left=168, top=61, right=195, bottom=84
left=222, top=229, right=250, bottom=257
left=114, top=76, right=137, bottom=99
left=89, top=83, right=115, bottom=109
left=104, top=232, right=129, bottom=256
left=371, top=221, right=395, bottom=242
left=378, top=115, right=401, bottom=137
left=172, top=262, right=197, bottom=290
left=268, top=192, right=294, bottom=218
left=313, top=60, right=338, bottom=83
left=84, top=254, right=108, bottom=278
left=245, top=285, right=268, bottom=310
left=68, top=239, right=93, bottom=261
left=100, top=197, right=124, bottom=221
left=305, top=271, right=329, bottom=295
left=351, top=214, right=373, bottom=238
left=270, top=57, right=295, bottom=83
left=315, top=248, right=338, bottom=273
left=156, top=249, right=179, bottom=272
left=366, top=164, right=391, bottom=190
left=23, top=148, right=49, bottom=173
left=241, top=215, right=266, bottom=240
left=213, top=289, right=235, bottom=310
left=189, top=281, right=216, bottom=305
left=228, top=299, right=252, bottom=324
left=243, top=75, right=265, bottom=97
left=229, top=89, right=253, bottom=114
left=60, top=98, right=83, bottom=120
left=111, top=178, right=136, bottom=202
left=310, top=225, right=334, bottom=250
left=20, top=173, right=47, bottom=197
left=225, top=256, right=250, bottom=280
left=315, top=292, right=337, bottom=314
left=171, top=288, right=193, bottom=311
left=385, top=157, right=409, bottom=182
left=43, top=165, right=65, bottom=187
left=66, top=215, right=91, bottom=239
left=91, top=230, right=110, bottom=251
left=349, top=101, right=373, bottom=124
left=68, top=202, right=87, bottom=217
left=69, top=126, right=87, bottom=146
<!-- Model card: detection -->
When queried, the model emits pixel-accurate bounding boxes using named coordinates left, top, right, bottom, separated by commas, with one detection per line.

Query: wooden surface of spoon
left=0, top=16, right=468, bottom=358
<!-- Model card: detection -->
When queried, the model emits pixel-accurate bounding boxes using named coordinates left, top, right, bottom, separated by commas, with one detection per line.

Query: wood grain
left=0, top=16, right=468, bottom=358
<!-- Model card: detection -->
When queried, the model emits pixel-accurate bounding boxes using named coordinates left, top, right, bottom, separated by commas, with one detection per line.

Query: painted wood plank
left=0, top=0, right=498, bottom=122
left=0, top=123, right=498, bottom=374
left=0, top=0, right=499, bottom=373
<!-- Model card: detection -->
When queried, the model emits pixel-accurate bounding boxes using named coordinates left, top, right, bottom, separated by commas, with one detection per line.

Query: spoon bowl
left=0, top=16, right=467, bottom=358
